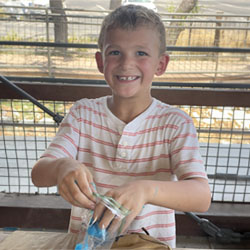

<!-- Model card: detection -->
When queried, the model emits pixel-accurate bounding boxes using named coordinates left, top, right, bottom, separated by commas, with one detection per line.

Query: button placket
left=118, top=135, right=130, bottom=158
left=116, top=135, right=130, bottom=170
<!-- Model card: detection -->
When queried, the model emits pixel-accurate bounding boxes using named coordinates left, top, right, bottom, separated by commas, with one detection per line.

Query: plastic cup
left=75, top=193, right=130, bottom=250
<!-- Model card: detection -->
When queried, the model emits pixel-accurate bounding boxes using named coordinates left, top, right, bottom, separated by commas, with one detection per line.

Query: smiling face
left=95, top=26, right=169, bottom=103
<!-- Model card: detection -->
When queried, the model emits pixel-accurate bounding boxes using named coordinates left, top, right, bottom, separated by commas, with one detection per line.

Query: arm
left=145, top=177, right=211, bottom=212
left=93, top=177, right=211, bottom=231
left=31, top=157, right=96, bottom=209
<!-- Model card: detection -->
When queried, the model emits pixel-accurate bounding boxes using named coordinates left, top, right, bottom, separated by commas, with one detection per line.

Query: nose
left=119, top=54, right=134, bottom=70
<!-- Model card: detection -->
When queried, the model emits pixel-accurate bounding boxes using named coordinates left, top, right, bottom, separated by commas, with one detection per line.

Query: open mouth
left=117, top=75, right=140, bottom=81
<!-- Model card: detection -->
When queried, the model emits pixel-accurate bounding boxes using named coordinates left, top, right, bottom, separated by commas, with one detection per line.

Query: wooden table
left=0, top=231, right=77, bottom=250
left=0, top=230, right=218, bottom=250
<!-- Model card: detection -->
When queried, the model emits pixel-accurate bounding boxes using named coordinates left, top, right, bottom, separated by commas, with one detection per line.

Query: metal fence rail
left=1, top=78, right=250, bottom=203
left=0, top=41, right=249, bottom=82
left=0, top=6, right=250, bottom=82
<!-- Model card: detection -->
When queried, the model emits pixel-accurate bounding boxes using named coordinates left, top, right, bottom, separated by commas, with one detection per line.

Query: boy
left=31, top=5, right=211, bottom=248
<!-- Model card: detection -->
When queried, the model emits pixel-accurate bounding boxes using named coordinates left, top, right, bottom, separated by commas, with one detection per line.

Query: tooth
left=119, top=76, right=136, bottom=81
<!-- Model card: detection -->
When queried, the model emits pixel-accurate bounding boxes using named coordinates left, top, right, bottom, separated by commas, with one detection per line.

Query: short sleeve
left=41, top=102, right=81, bottom=160
left=169, top=111, right=207, bottom=180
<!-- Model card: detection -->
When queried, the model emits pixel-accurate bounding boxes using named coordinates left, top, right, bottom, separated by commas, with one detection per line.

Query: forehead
left=103, top=26, right=160, bottom=48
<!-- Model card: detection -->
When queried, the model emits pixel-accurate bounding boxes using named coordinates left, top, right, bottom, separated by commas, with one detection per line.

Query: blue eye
left=109, top=50, right=120, bottom=55
left=137, top=51, right=147, bottom=56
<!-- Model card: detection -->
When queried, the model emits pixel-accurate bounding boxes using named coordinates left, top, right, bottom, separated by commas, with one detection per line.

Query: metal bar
left=2, top=122, right=250, bottom=136
left=4, top=76, right=250, bottom=89
left=208, top=174, right=250, bottom=181
left=0, top=75, right=63, bottom=125
left=1, top=41, right=250, bottom=53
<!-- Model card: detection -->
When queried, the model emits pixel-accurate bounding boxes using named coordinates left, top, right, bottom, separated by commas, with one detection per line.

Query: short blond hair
left=98, top=5, right=166, bottom=54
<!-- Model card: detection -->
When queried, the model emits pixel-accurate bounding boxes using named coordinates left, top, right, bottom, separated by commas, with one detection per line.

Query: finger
left=71, top=180, right=96, bottom=209
left=93, top=200, right=106, bottom=223
left=66, top=180, right=96, bottom=209
left=75, top=175, right=96, bottom=203
left=96, top=205, right=116, bottom=230
left=58, top=183, right=84, bottom=207
left=89, top=181, right=97, bottom=194
left=106, top=216, right=123, bottom=236
left=74, top=165, right=96, bottom=201
left=119, top=212, right=135, bottom=234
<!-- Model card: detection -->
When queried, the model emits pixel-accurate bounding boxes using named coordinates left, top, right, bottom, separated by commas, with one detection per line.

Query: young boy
left=31, top=5, right=211, bottom=248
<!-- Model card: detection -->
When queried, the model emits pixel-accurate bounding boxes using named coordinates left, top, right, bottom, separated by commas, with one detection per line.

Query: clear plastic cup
left=75, top=188, right=130, bottom=250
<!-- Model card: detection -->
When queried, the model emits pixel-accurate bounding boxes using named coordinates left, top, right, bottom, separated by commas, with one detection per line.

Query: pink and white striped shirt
left=42, top=96, right=207, bottom=248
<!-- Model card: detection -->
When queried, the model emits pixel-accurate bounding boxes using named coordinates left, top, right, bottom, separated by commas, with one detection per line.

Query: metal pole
left=46, top=8, right=52, bottom=77
left=0, top=75, right=63, bottom=125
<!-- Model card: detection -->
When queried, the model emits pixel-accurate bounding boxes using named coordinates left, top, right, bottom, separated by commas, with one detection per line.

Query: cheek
left=141, top=61, right=158, bottom=74
left=103, top=59, right=117, bottom=70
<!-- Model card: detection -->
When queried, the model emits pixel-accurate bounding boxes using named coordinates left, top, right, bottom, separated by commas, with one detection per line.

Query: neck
left=108, top=96, right=153, bottom=123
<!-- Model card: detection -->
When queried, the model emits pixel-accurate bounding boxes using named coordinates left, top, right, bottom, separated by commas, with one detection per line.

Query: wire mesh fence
left=1, top=44, right=249, bottom=83
left=0, top=6, right=250, bottom=82
left=182, top=105, right=250, bottom=202
left=0, top=99, right=71, bottom=194
left=1, top=98, right=250, bottom=202
left=1, top=7, right=249, bottom=47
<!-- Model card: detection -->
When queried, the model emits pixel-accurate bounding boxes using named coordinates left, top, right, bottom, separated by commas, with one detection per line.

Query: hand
left=56, top=158, right=96, bottom=209
left=93, top=180, right=150, bottom=233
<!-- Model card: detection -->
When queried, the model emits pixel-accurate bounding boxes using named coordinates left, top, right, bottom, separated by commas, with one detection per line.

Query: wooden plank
left=1, top=82, right=250, bottom=107
left=0, top=194, right=250, bottom=236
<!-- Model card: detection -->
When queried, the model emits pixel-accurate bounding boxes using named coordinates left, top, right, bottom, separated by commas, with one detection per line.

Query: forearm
left=31, top=157, right=68, bottom=187
left=145, top=178, right=211, bottom=213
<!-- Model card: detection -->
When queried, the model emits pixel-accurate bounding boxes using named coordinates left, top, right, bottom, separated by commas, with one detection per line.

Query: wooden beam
left=1, top=82, right=250, bottom=107
left=0, top=194, right=250, bottom=236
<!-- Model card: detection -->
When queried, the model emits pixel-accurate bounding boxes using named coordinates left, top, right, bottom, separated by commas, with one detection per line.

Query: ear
left=95, top=51, right=104, bottom=73
left=155, top=53, right=170, bottom=76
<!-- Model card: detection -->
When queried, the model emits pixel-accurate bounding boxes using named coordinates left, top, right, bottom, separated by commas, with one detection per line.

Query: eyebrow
left=104, top=44, right=151, bottom=51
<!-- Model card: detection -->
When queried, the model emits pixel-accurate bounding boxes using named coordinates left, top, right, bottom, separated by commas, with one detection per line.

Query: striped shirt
left=42, top=96, right=207, bottom=248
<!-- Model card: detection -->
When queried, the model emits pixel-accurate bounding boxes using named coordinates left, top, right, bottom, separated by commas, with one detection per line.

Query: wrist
left=139, top=180, right=158, bottom=205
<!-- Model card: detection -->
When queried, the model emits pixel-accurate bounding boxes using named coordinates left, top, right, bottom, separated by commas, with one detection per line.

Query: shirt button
left=123, top=141, right=128, bottom=147
left=121, top=151, right=127, bottom=158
